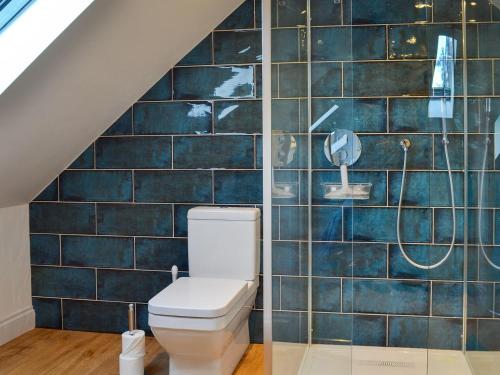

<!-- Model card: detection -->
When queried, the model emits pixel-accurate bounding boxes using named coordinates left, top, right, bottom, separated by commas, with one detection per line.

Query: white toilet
left=148, top=206, right=260, bottom=375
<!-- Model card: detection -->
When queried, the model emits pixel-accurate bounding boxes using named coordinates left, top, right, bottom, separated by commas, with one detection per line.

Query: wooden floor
left=0, top=329, right=263, bottom=375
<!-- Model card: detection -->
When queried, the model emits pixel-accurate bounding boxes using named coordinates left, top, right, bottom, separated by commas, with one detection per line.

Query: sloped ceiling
left=0, top=0, right=244, bottom=208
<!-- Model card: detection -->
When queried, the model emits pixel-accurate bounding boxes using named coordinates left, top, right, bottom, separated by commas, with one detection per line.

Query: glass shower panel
left=309, top=0, right=465, bottom=372
left=264, top=0, right=492, bottom=374
left=269, top=1, right=311, bottom=373
left=465, top=0, right=500, bottom=373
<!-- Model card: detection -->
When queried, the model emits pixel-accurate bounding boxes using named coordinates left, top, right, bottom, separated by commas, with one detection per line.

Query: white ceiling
left=0, top=0, right=244, bottom=208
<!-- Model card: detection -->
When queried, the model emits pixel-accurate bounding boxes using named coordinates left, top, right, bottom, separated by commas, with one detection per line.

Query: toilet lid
left=148, top=277, right=248, bottom=318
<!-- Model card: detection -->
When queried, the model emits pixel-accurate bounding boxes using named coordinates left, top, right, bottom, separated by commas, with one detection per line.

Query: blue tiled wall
left=29, top=0, right=264, bottom=339
left=29, top=0, right=500, bottom=351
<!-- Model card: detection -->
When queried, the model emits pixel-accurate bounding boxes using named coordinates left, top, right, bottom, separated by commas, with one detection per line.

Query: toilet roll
left=119, top=330, right=145, bottom=375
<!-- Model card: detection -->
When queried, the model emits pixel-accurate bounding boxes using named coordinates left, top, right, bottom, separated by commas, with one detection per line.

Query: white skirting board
left=0, top=307, right=35, bottom=346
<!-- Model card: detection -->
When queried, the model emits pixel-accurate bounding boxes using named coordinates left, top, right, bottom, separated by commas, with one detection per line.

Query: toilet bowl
left=148, top=207, right=260, bottom=375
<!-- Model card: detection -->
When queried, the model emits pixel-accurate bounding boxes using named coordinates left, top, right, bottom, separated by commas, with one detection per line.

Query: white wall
left=0, top=204, right=34, bottom=346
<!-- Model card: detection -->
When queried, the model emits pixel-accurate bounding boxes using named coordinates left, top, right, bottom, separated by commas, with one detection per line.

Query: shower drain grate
left=355, top=359, right=416, bottom=368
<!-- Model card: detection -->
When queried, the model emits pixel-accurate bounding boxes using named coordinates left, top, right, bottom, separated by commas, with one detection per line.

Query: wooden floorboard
left=0, top=329, right=263, bottom=375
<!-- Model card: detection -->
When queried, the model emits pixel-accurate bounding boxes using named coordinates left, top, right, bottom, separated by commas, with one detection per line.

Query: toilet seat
left=149, top=277, right=248, bottom=318
left=148, top=277, right=258, bottom=332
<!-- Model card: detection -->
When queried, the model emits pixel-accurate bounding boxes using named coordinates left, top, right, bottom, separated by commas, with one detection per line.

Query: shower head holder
left=400, top=139, right=411, bottom=151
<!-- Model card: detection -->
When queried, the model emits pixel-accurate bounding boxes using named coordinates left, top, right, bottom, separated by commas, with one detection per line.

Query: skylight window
left=0, top=0, right=34, bottom=32
left=0, top=0, right=94, bottom=95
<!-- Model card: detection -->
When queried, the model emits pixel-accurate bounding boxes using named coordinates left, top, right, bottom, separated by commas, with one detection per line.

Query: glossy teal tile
left=312, top=312, right=351, bottom=344
left=32, top=266, right=95, bottom=299
left=135, top=238, right=188, bottom=271
left=389, top=316, right=462, bottom=349
left=214, top=100, right=262, bottom=133
left=389, top=98, right=464, bottom=133
left=281, top=276, right=308, bottom=310
left=388, top=24, right=463, bottom=60
left=344, top=279, right=429, bottom=315
left=477, top=320, right=500, bottom=350
left=135, top=171, right=212, bottom=203
left=96, top=204, right=172, bottom=236
left=465, top=60, right=493, bottom=96
left=389, top=244, right=464, bottom=281
left=495, top=61, right=500, bottom=95
left=173, top=66, right=255, bottom=100
left=316, top=314, right=385, bottom=346
left=272, top=241, right=302, bottom=276
left=438, top=207, right=463, bottom=246
left=311, top=62, right=342, bottom=97
left=97, top=269, right=170, bottom=303
left=345, top=207, right=432, bottom=243
left=468, top=282, right=494, bottom=317
left=433, top=0, right=462, bottom=22
left=277, top=0, right=307, bottom=27
left=33, top=298, right=61, bottom=329
left=34, top=178, right=58, bottom=201
left=30, top=234, right=60, bottom=265
left=216, top=0, right=255, bottom=29
left=463, top=208, right=494, bottom=245
left=344, top=61, right=432, bottom=97
left=312, top=206, right=343, bottom=241
left=177, top=34, right=212, bottom=66
left=312, top=242, right=352, bottom=277
left=312, top=277, right=341, bottom=312
left=432, top=282, right=463, bottom=317
left=277, top=63, right=307, bottom=98
left=139, top=72, right=172, bottom=101
left=135, top=303, right=153, bottom=336
left=214, top=170, right=263, bottom=204
left=312, top=26, right=386, bottom=61
left=466, top=0, right=492, bottom=22
left=61, top=236, right=134, bottom=268
left=214, top=30, right=261, bottom=64
left=60, top=171, right=132, bottom=202
left=173, top=135, right=254, bottom=169
left=346, top=134, right=432, bottom=170
left=69, top=144, right=94, bottom=169
left=273, top=311, right=308, bottom=343
left=278, top=62, right=342, bottom=98
left=345, top=0, right=430, bottom=25
left=271, top=28, right=300, bottom=63
left=103, top=108, right=132, bottom=136
left=353, top=315, right=387, bottom=346
left=312, top=98, right=387, bottom=133
left=134, top=102, right=212, bottom=135
left=173, top=204, right=196, bottom=237
left=249, top=310, right=263, bottom=343
left=63, top=300, right=129, bottom=333
left=96, top=136, right=171, bottom=169
left=388, top=171, right=464, bottom=207
left=30, top=203, right=96, bottom=234
left=310, top=0, right=341, bottom=25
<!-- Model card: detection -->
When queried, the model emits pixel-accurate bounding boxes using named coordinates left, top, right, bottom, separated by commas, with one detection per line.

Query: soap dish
left=321, top=183, right=372, bottom=200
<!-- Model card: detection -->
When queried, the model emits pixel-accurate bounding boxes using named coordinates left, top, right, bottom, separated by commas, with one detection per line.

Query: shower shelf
left=321, top=164, right=372, bottom=200
left=272, top=182, right=298, bottom=199
left=321, top=182, right=372, bottom=200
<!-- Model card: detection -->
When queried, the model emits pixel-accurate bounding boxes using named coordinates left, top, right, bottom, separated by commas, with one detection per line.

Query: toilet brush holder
left=119, top=304, right=145, bottom=375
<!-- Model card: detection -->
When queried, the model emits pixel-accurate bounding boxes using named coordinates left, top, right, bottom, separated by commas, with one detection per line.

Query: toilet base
left=168, top=320, right=249, bottom=375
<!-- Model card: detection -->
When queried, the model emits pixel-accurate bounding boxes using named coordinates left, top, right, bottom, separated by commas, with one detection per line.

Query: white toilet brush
left=119, top=304, right=145, bottom=375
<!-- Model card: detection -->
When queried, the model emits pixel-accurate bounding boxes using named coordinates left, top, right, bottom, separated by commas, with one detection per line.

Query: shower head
left=428, top=35, right=457, bottom=119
